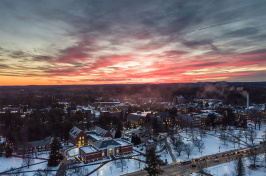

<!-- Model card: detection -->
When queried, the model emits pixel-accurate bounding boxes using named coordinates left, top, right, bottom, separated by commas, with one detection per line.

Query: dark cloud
left=163, top=50, right=188, bottom=57
left=0, top=64, right=10, bottom=69
left=226, top=27, right=259, bottom=37
left=33, top=55, right=54, bottom=61
left=182, top=40, right=218, bottom=51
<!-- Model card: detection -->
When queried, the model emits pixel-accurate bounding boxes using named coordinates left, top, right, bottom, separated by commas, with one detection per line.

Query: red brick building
left=69, top=126, right=88, bottom=147
left=69, top=126, right=133, bottom=163
left=79, top=139, right=133, bottom=163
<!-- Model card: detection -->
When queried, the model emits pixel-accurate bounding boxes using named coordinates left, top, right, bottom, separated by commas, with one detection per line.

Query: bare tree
left=41, top=168, right=52, bottom=176
left=33, top=170, right=43, bottom=176
left=76, top=167, right=89, bottom=176
left=188, top=128, right=195, bottom=142
left=193, top=140, right=205, bottom=152
left=250, top=111, right=263, bottom=130
left=228, top=127, right=234, bottom=137
left=184, top=143, right=194, bottom=158
left=249, top=148, right=259, bottom=167
left=243, top=131, right=249, bottom=143
left=237, top=131, right=242, bottom=147
left=198, top=128, right=206, bottom=140
left=172, top=138, right=182, bottom=150
left=248, top=128, right=257, bottom=145
left=220, top=133, right=228, bottom=145
left=34, top=168, right=52, bottom=176
left=262, top=130, right=266, bottom=142
left=5, top=167, right=23, bottom=176
left=22, top=153, right=34, bottom=168
left=176, top=142, right=184, bottom=156
left=110, top=166, right=113, bottom=174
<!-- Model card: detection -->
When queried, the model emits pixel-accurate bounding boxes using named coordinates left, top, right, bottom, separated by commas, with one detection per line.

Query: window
left=102, top=152, right=105, bottom=156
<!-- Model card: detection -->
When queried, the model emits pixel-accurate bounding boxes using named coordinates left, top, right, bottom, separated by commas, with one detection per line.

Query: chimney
left=247, top=93, right=249, bottom=109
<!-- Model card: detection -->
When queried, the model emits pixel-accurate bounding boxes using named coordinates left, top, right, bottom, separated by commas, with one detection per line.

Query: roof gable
left=92, top=126, right=109, bottom=137
left=127, top=114, right=142, bottom=121
left=69, top=126, right=82, bottom=138
left=93, top=139, right=120, bottom=149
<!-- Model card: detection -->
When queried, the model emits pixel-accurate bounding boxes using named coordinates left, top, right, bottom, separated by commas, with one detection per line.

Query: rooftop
left=80, top=145, right=98, bottom=153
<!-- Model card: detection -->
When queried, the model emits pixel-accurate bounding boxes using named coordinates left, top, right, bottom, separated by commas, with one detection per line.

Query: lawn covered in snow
left=205, top=154, right=266, bottom=176
left=169, top=130, right=248, bottom=163
left=90, top=158, right=146, bottom=176
left=67, top=147, right=79, bottom=156
left=0, top=156, right=49, bottom=174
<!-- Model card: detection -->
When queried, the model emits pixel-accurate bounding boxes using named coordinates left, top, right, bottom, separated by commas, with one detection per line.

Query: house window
left=102, top=152, right=105, bottom=156
left=79, top=137, right=81, bottom=140
left=116, top=149, right=119, bottom=154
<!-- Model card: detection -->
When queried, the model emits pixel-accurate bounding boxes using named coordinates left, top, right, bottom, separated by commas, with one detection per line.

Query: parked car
left=181, top=161, right=191, bottom=165
left=214, top=159, right=219, bottom=162
left=190, top=164, right=197, bottom=168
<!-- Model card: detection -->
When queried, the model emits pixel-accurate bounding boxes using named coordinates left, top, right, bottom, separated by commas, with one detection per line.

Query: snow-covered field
left=0, top=157, right=46, bottom=172
left=0, top=156, right=54, bottom=176
left=67, top=147, right=79, bottom=156
left=0, top=156, right=24, bottom=172
left=90, top=158, right=146, bottom=176
left=169, top=130, right=248, bottom=163
left=205, top=154, right=266, bottom=176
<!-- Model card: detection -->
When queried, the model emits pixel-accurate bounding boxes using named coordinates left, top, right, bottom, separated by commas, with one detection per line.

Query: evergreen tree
left=152, top=118, right=159, bottom=135
left=48, top=138, right=63, bottom=166
left=115, top=121, right=123, bottom=138
left=144, top=148, right=164, bottom=176
left=115, top=128, right=122, bottom=138
left=135, top=136, right=141, bottom=145
left=235, top=157, right=245, bottom=176
left=5, top=145, right=13, bottom=158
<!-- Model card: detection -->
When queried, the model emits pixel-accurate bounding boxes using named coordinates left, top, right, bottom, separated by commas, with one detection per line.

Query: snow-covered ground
left=0, top=156, right=50, bottom=174
left=169, top=130, right=248, bottom=163
left=36, top=151, right=50, bottom=159
left=67, top=147, right=79, bottom=156
left=19, top=162, right=58, bottom=176
left=205, top=154, right=266, bottom=176
left=159, top=150, right=173, bottom=164
left=0, top=156, right=24, bottom=172
left=133, top=146, right=146, bottom=154
left=0, top=137, right=6, bottom=144
left=90, top=158, right=146, bottom=176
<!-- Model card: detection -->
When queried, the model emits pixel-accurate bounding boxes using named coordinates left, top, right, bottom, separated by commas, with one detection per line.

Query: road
left=124, top=145, right=265, bottom=176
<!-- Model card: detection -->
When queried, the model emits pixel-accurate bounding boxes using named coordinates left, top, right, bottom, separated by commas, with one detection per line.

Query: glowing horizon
left=0, top=0, right=265, bottom=86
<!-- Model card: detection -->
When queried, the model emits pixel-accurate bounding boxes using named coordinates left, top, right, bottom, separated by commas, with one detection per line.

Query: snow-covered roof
left=116, top=140, right=132, bottom=147
left=69, top=126, right=82, bottom=138
left=80, top=145, right=98, bottom=153
left=92, top=139, right=120, bottom=149
left=87, top=133, right=103, bottom=141
left=0, top=137, right=6, bottom=144
left=92, top=126, right=110, bottom=137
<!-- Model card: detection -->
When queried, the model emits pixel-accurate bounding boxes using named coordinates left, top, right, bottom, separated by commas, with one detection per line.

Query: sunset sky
left=0, top=0, right=265, bottom=85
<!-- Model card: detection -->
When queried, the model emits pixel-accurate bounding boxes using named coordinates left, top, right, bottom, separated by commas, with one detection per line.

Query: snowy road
left=124, top=144, right=265, bottom=176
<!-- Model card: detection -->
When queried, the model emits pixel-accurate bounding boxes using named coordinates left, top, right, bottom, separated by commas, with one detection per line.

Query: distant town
left=0, top=82, right=265, bottom=176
